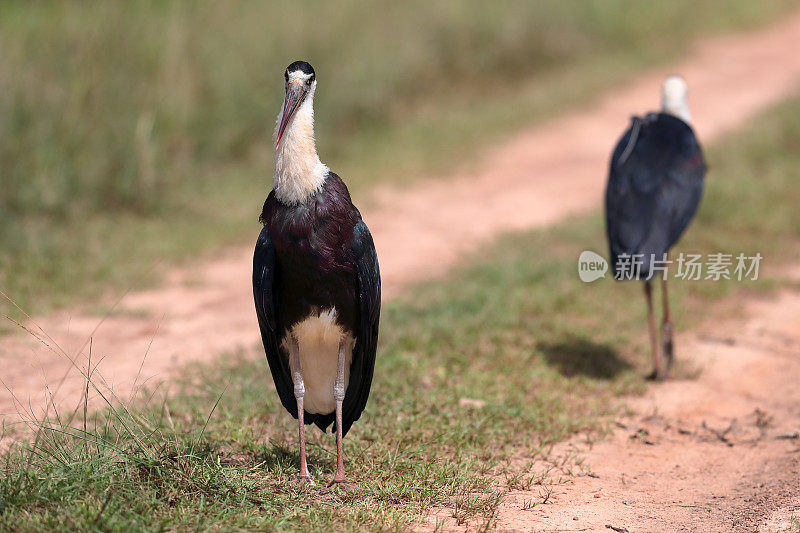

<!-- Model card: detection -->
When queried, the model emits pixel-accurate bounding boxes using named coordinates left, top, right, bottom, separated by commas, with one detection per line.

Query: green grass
left=3, top=92, right=800, bottom=530
left=2, top=0, right=798, bottom=319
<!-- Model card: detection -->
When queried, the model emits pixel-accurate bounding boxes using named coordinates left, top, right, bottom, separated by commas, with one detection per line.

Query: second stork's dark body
left=606, top=112, right=706, bottom=278
left=605, top=110, right=706, bottom=379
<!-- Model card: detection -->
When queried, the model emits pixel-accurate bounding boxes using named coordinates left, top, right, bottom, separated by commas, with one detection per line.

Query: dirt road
left=492, top=286, right=800, bottom=532
left=3, top=11, right=800, bottom=428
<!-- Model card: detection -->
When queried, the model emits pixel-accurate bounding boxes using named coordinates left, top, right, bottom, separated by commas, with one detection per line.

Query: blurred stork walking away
left=605, top=75, right=706, bottom=380
left=253, top=61, right=381, bottom=486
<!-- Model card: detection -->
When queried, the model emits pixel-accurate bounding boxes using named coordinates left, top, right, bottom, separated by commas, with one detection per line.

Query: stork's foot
left=296, top=474, right=315, bottom=486
left=661, top=322, right=675, bottom=374
left=646, top=367, right=668, bottom=382
left=324, top=478, right=354, bottom=492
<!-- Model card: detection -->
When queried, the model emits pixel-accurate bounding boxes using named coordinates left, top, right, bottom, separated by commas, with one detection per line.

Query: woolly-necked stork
left=253, top=61, right=380, bottom=486
left=605, top=75, right=706, bottom=380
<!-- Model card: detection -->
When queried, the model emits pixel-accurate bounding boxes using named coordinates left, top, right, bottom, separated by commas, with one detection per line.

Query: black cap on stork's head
left=276, top=61, right=317, bottom=147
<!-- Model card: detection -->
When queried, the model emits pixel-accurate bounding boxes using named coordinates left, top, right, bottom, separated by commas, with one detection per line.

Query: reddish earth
left=489, top=287, right=800, bottom=532
left=2, top=13, right=800, bottom=529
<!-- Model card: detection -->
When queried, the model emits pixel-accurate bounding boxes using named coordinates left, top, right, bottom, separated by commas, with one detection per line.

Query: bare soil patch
left=491, top=289, right=800, bottom=532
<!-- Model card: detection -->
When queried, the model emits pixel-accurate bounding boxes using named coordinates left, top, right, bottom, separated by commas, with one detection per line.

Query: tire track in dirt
left=2, top=11, right=800, bottom=425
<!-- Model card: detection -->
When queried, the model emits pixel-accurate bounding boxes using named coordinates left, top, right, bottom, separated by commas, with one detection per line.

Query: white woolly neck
left=273, top=86, right=328, bottom=206
left=661, top=77, right=692, bottom=124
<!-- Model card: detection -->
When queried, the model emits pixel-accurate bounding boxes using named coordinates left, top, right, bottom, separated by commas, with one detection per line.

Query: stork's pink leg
left=289, top=337, right=313, bottom=484
left=645, top=281, right=664, bottom=380
left=329, top=337, right=348, bottom=487
left=661, top=273, right=675, bottom=375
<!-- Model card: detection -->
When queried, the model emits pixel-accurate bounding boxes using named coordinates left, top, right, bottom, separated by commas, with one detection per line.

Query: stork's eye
left=306, top=76, right=314, bottom=86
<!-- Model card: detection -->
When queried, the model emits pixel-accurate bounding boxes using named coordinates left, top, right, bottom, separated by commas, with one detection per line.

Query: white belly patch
left=283, top=308, right=354, bottom=415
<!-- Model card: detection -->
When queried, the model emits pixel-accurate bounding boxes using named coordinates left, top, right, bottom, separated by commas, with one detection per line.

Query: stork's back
left=605, top=113, right=706, bottom=280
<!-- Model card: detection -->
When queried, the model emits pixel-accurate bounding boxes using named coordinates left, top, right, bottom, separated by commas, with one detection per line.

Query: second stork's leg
left=289, top=336, right=313, bottom=484
left=661, top=274, right=675, bottom=375
left=644, top=281, right=663, bottom=380
left=329, top=337, right=348, bottom=487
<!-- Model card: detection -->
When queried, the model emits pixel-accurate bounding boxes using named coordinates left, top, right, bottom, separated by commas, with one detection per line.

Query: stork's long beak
left=276, top=82, right=306, bottom=147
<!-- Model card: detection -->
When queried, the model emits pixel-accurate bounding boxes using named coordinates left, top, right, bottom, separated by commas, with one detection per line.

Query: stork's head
left=661, top=75, right=692, bottom=124
left=275, top=61, right=316, bottom=147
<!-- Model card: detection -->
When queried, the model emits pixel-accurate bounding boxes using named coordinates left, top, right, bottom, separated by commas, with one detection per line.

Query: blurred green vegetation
left=1, top=0, right=797, bottom=316
left=3, top=90, right=800, bottom=531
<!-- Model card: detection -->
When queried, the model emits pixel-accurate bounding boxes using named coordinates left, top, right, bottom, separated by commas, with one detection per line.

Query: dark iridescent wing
left=252, top=226, right=296, bottom=418
left=340, top=220, right=381, bottom=437
left=605, top=113, right=706, bottom=278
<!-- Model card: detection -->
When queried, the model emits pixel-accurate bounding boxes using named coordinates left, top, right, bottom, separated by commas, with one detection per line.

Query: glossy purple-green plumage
left=605, top=112, right=706, bottom=280
left=253, top=172, right=380, bottom=436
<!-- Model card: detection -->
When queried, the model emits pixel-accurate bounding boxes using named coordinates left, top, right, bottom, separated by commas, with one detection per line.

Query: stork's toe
left=324, top=479, right=355, bottom=493
left=296, top=474, right=315, bottom=486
